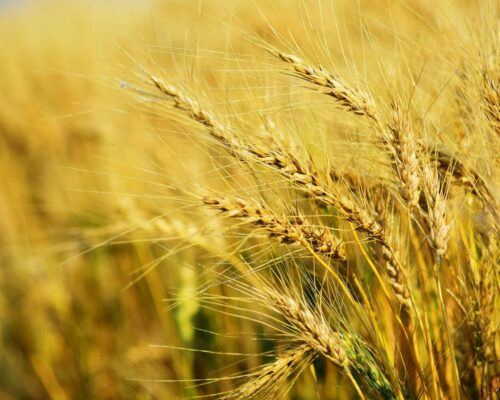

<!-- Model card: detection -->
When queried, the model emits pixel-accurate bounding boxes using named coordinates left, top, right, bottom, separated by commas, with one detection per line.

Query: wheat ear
left=481, top=69, right=500, bottom=135
left=384, top=103, right=421, bottom=210
left=420, top=159, right=450, bottom=258
left=267, top=290, right=348, bottom=367
left=203, top=196, right=346, bottom=261
left=431, top=148, right=498, bottom=234
left=226, top=344, right=312, bottom=400
left=264, top=289, right=397, bottom=399
left=270, top=50, right=377, bottom=120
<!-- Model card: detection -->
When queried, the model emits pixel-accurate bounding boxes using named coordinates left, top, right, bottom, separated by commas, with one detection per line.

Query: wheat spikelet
left=149, top=75, right=225, bottom=133
left=148, top=74, right=247, bottom=158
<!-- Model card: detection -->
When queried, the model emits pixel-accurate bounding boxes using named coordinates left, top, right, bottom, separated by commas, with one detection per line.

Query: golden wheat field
left=0, top=0, right=498, bottom=399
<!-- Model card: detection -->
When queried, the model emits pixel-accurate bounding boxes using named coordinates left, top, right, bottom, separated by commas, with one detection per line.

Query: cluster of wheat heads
left=125, top=29, right=499, bottom=399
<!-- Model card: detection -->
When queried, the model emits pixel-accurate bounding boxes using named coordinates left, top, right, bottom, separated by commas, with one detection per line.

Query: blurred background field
left=0, top=2, right=211, bottom=398
left=0, top=1, right=497, bottom=399
left=0, top=1, right=299, bottom=398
